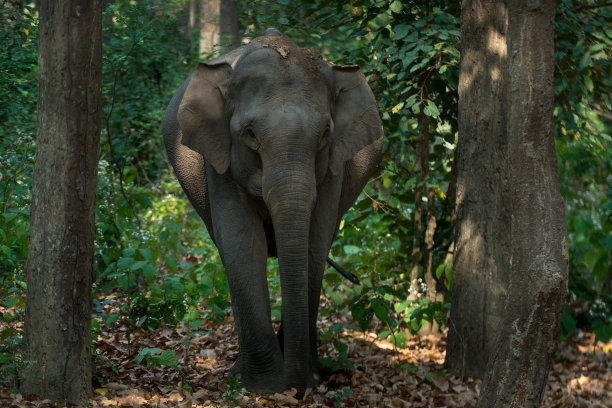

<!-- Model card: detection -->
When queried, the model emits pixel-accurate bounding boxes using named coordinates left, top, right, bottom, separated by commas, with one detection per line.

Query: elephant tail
left=326, top=257, right=360, bottom=285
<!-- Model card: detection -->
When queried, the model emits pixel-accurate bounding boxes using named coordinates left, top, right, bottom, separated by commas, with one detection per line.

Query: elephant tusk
left=326, top=257, right=360, bottom=285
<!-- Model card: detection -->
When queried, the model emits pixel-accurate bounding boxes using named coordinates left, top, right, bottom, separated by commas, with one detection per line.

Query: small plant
left=320, top=323, right=356, bottom=372
left=135, top=347, right=178, bottom=370
left=0, top=328, right=23, bottom=392
left=223, top=375, right=247, bottom=406
left=326, top=387, right=353, bottom=407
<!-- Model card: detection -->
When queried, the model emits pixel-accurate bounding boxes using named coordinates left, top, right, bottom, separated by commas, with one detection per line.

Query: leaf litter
left=0, top=297, right=610, bottom=407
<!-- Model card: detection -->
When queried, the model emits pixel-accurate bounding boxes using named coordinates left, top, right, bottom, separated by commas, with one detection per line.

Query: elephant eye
left=319, top=126, right=331, bottom=151
left=245, top=127, right=261, bottom=151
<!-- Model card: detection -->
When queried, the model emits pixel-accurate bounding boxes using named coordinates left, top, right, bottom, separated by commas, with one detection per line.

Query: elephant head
left=173, top=34, right=382, bottom=395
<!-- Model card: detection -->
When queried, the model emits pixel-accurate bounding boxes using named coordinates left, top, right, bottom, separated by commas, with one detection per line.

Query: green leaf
left=584, top=76, right=594, bottom=92
left=165, top=254, right=176, bottom=271
left=333, top=340, right=348, bottom=353
left=155, top=349, right=178, bottom=369
left=162, top=277, right=184, bottom=298
left=390, top=0, right=403, bottom=13
left=423, top=100, right=440, bottom=118
left=394, top=24, right=410, bottom=41
left=331, top=291, right=343, bottom=304
left=138, top=248, right=153, bottom=261
left=3, top=213, right=18, bottom=223
left=117, top=257, right=135, bottom=270
left=105, top=314, right=119, bottom=325
left=330, top=323, right=344, bottom=332
left=129, top=260, right=148, bottom=271
left=435, top=264, right=446, bottom=280
left=390, top=331, right=407, bottom=348
left=136, top=347, right=159, bottom=364
left=141, top=264, right=156, bottom=281
left=561, top=310, right=576, bottom=337
left=371, top=298, right=390, bottom=323
left=594, top=324, right=612, bottom=344
left=3, top=296, right=18, bottom=309
left=343, top=245, right=360, bottom=255
left=394, top=300, right=410, bottom=314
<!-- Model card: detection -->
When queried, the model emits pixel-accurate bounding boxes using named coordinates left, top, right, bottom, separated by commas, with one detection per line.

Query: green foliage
left=0, top=0, right=37, bottom=291
left=93, top=0, right=231, bottom=333
left=0, top=3, right=37, bottom=385
left=326, top=387, right=353, bottom=406
left=0, top=0, right=610, bottom=386
left=554, top=0, right=612, bottom=343
left=320, top=322, right=356, bottom=372
left=0, top=310, right=23, bottom=391
left=102, top=0, right=196, bottom=178
left=135, top=347, right=179, bottom=369
left=223, top=375, right=247, bottom=406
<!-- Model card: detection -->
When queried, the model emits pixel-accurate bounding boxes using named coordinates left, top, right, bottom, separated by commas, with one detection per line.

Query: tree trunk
left=476, top=1, right=568, bottom=406
left=410, top=128, right=424, bottom=288
left=199, top=0, right=240, bottom=57
left=445, top=0, right=510, bottom=377
left=220, top=0, right=240, bottom=45
left=21, top=0, right=102, bottom=404
left=410, top=77, right=431, bottom=291
left=418, top=86, right=441, bottom=335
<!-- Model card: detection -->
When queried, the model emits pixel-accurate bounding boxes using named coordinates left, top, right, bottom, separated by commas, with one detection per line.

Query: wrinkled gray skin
left=162, top=30, right=382, bottom=397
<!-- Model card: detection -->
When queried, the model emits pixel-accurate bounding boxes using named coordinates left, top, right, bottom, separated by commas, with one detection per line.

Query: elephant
left=162, top=29, right=383, bottom=397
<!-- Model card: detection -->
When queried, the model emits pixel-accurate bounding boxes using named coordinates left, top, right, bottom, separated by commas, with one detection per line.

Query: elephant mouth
left=264, top=220, right=277, bottom=257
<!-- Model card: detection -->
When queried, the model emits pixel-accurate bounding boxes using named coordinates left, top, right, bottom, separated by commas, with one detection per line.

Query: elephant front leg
left=306, top=254, right=327, bottom=386
left=209, top=183, right=284, bottom=394
left=307, top=173, right=345, bottom=386
left=224, top=253, right=285, bottom=394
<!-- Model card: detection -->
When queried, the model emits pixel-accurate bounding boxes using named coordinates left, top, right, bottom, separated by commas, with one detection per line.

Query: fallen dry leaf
left=1, top=296, right=611, bottom=408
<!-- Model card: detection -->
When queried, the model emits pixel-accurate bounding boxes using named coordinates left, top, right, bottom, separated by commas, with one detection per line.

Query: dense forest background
left=0, top=0, right=610, bottom=405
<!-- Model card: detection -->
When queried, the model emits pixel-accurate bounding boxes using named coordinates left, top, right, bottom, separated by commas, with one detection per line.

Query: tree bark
left=418, top=87, right=441, bottom=335
left=21, top=0, right=102, bottom=404
left=199, top=0, right=240, bottom=57
left=410, top=123, right=424, bottom=287
left=476, top=1, right=568, bottom=406
left=445, top=0, right=511, bottom=377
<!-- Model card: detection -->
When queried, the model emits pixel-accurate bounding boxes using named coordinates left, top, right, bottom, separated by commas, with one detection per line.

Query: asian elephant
left=162, top=29, right=383, bottom=397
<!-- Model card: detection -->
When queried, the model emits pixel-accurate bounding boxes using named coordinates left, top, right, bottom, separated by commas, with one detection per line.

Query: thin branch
left=104, top=37, right=144, bottom=233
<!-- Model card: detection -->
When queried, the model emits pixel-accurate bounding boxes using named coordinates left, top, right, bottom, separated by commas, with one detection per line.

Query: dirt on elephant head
left=253, top=34, right=327, bottom=79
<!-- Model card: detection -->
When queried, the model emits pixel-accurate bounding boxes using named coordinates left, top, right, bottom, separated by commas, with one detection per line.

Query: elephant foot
left=307, top=356, right=325, bottom=388
left=228, top=352, right=287, bottom=395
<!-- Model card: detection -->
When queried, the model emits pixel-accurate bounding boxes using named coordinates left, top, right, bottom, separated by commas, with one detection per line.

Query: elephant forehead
left=231, top=46, right=330, bottom=87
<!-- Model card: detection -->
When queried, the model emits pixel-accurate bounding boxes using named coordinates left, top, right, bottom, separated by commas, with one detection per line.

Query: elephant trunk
left=263, top=163, right=316, bottom=395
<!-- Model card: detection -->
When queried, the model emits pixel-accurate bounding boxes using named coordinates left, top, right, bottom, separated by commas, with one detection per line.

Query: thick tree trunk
left=445, top=0, right=510, bottom=377
left=199, top=0, right=220, bottom=56
left=476, top=1, right=568, bottom=406
left=21, top=0, right=102, bottom=404
left=199, top=0, right=240, bottom=57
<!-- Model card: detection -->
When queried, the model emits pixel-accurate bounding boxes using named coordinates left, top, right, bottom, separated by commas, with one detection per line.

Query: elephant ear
left=178, top=62, right=232, bottom=174
left=330, top=65, right=383, bottom=176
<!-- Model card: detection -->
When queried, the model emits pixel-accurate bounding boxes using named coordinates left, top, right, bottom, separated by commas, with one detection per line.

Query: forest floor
left=0, top=298, right=611, bottom=408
